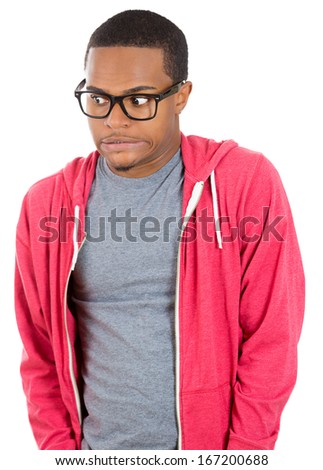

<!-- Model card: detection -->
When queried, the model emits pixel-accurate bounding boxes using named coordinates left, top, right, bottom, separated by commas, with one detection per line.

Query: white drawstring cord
left=181, top=181, right=205, bottom=232
left=71, top=205, right=80, bottom=270
left=210, top=170, right=223, bottom=249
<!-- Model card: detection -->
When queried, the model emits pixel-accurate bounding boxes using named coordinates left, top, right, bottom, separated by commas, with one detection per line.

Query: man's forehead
left=85, top=46, right=169, bottom=90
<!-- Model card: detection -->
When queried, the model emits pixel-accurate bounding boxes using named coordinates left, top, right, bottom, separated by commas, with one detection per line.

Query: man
left=15, top=10, right=305, bottom=450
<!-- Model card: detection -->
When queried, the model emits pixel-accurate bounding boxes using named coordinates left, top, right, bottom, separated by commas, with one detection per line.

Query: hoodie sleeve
left=227, top=155, right=305, bottom=450
left=15, top=190, right=79, bottom=450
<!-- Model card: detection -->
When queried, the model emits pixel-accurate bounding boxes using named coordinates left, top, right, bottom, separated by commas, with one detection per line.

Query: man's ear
left=175, top=81, right=192, bottom=114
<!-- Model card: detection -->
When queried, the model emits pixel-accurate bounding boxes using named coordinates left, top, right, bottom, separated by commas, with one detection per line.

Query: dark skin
left=85, top=47, right=192, bottom=178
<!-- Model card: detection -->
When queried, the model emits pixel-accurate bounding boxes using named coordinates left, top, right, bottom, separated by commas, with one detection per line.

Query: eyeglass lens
left=80, top=92, right=157, bottom=119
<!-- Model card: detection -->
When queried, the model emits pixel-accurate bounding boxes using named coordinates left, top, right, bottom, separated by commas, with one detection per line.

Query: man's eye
left=130, top=96, right=150, bottom=106
left=90, top=94, right=109, bottom=105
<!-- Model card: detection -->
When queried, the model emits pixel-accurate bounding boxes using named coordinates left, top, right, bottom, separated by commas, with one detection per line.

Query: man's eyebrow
left=85, top=85, right=158, bottom=95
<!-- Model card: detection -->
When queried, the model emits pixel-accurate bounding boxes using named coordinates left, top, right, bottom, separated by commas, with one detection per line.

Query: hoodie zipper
left=175, top=181, right=204, bottom=449
left=64, top=267, right=82, bottom=425
left=63, top=205, right=85, bottom=425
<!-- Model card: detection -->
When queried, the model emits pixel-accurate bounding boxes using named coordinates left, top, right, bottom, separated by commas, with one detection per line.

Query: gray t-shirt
left=71, top=150, right=183, bottom=449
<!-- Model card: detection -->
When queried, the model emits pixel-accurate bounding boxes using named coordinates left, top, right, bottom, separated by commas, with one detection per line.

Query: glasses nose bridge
left=104, top=95, right=129, bottom=123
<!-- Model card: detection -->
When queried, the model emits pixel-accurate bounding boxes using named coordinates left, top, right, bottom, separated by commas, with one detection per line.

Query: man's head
left=84, top=10, right=188, bottom=83
left=77, top=10, right=192, bottom=178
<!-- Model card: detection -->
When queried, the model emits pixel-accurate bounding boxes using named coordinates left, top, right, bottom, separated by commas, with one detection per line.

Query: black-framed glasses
left=74, top=79, right=184, bottom=121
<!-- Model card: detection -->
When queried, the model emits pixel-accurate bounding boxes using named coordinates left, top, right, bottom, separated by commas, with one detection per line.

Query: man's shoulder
left=25, top=152, right=98, bottom=202
left=27, top=168, right=64, bottom=195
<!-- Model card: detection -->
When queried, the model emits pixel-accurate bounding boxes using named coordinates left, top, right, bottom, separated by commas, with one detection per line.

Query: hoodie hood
left=180, top=134, right=238, bottom=249
left=180, top=133, right=238, bottom=182
left=63, top=153, right=99, bottom=209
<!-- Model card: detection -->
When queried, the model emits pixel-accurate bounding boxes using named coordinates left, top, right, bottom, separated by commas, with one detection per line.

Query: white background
left=0, top=0, right=322, bottom=467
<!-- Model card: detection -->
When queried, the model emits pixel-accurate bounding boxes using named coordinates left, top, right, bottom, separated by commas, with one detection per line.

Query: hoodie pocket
left=181, top=382, right=232, bottom=450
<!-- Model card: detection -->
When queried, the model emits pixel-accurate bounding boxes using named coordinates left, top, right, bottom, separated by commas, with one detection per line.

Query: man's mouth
left=101, top=137, right=146, bottom=151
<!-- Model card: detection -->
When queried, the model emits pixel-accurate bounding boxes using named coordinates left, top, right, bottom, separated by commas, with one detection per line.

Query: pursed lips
left=100, top=137, right=146, bottom=151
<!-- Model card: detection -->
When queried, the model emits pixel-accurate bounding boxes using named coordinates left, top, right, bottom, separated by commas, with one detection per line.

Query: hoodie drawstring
left=71, top=205, right=80, bottom=270
left=182, top=177, right=223, bottom=249
left=210, top=171, right=223, bottom=249
left=181, top=181, right=204, bottom=231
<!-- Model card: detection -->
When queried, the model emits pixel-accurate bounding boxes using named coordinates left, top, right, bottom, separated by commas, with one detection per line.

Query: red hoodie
left=15, top=134, right=305, bottom=450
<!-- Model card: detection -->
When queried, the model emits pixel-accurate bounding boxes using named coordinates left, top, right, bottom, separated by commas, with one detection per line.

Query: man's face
left=84, top=46, right=191, bottom=178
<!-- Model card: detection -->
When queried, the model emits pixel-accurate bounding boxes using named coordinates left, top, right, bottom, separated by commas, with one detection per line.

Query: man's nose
left=103, top=102, right=130, bottom=128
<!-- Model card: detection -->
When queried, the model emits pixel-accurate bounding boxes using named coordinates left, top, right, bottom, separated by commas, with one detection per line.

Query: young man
left=15, top=10, right=305, bottom=450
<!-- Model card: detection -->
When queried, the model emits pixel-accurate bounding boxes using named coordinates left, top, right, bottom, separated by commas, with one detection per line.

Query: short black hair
left=84, top=10, right=188, bottom=82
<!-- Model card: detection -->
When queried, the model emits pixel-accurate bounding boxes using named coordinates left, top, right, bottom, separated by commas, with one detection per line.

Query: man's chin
left=113, top=164, right=135, bottom=173
left=100, top=152, right=137, bottom=175
left=106, top=158, right=138, bottom=176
